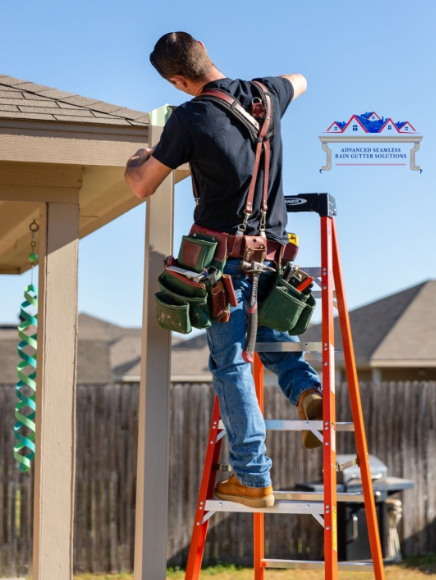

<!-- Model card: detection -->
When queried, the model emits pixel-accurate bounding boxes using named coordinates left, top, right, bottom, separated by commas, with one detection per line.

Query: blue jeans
left=206, top=258, right=322, bottom=488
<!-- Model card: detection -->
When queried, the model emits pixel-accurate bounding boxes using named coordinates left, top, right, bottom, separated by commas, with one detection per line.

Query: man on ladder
left=125, top=31, right=323, bottom=507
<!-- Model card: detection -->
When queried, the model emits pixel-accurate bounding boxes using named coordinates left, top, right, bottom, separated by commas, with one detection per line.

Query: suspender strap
left=190, top=165, right=200, bottom=205
left=195, top=89, right=260, bottom=137
left=192, top=80, right=273, bottom=233
left=246, top=81, right=271, bottom=221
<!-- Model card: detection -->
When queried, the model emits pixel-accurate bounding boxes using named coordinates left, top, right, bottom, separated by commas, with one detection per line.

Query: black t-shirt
left=152, top=76, right=294, bottom=244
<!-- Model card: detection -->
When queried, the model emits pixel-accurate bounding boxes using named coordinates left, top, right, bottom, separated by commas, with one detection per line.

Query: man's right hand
left=278, top=73, right=307, bottom=100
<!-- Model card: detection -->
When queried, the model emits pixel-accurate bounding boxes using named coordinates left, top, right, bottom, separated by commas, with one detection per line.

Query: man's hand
left=124, top=148, right=172, bottom=199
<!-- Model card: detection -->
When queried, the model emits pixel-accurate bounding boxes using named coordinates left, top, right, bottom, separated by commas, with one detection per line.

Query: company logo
left=286, top=198, right=307, bottom=205
left=319, top=111, right=423, bottom=172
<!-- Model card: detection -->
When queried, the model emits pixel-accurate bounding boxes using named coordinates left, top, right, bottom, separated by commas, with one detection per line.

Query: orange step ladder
left=185, top=193, right=386, bottom=580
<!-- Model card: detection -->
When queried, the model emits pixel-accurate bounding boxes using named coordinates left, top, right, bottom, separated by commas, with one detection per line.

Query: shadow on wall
left=401, top=515, right=436, bottom=561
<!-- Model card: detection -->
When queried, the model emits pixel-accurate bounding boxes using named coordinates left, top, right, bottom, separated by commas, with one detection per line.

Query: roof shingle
left=0, top=74, right=149, bottom=127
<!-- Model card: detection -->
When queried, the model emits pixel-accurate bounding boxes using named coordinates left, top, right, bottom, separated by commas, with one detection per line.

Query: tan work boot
left=215, top=473, right=275, bottom=508
left=297, top=388, right=323, bottom=449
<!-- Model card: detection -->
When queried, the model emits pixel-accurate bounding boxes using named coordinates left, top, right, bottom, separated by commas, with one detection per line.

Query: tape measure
left=288, top=232, right=299, bottom=246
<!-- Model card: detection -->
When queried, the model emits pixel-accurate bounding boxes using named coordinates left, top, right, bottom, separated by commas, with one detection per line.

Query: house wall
left=378, top=368, right=436, bottom=382
left=290, top=365, right=436, bottom=384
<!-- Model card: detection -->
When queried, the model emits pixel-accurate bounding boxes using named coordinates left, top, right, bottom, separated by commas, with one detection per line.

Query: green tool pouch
left=288, top=293, right=316, bottom=335
left=258, top=273, right=315, bottom=335
left=177, top=234, right=218, bottom=273
left=157, top=268, right=211, bottom=330
left=155, top=291, right=192, bottom=335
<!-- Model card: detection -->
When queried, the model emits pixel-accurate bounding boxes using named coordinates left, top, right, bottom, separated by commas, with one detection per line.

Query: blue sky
left=0, top=0, right=435, bottom=330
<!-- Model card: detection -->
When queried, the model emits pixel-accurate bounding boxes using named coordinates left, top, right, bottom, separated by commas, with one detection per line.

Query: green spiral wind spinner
left=14, top=220, right=39, bottom=473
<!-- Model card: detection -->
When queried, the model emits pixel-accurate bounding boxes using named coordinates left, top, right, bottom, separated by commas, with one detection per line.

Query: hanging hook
left=29, top=219, right=39, bottom=233
left=28, top=220, right=39, bottom=279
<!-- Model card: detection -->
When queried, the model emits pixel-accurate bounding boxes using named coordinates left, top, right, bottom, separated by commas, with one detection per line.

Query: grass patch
left=401, top=553, right=436, bottom=573
left=70, top=556, right=436, bottom=579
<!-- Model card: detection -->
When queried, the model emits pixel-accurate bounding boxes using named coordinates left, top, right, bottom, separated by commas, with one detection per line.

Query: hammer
left=239, top=260, right=275, bottom=363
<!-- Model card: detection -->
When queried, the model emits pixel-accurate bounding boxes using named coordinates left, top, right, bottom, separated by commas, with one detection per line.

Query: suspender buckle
left=259, top=209, right=267, bottom=237
left=252, top=97, right=266, bottom=119
left=236, top=212, right=250, bottom=236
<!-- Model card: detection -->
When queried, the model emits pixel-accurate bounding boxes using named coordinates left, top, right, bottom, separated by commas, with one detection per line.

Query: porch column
left=134, top=113, right=175, bottom=580
left=33, top=200, right=80, bottom=580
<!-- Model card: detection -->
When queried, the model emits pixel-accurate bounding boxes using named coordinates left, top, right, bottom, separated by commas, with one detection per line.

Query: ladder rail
left=253, top=356, right=265, bottom=580
left=332, top=219, right=386, bottom=580
left=321, top=216, right=338, bottom=579
left=184, top=398, right=223, bottom=580
left=185, top=195, right=387, bottom=580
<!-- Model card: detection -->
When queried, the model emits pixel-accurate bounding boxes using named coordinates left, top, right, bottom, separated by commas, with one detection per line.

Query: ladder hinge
left=336, top=456, right=359, bottom=472
left=212, top=463, right=233, bottom=472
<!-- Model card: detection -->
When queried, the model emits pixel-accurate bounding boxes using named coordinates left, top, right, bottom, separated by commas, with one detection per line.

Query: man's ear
left=198, top=40, right=206, bottom=51
left=169, top=75, right=189, bottom=92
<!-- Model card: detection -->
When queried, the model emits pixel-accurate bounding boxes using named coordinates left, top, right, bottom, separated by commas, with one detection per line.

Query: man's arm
left=124, top=148, right=172, bottom=199
left=278, top=73, right=307, bottom=101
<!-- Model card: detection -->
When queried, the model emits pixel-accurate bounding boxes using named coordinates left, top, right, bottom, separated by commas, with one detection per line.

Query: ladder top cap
left=285, top=193, right=337, bottom=217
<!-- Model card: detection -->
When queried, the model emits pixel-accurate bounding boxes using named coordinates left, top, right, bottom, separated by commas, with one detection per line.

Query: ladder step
left=265, top=420, right=354, bottom=431
left=274, top=491, right=365, bottom=503
left=255, top=341, right=343, bottom=356
left=262, top=559, right=374, bottom=571
left=218, top=420, right=354, bottom=432
left=204, top=499, right=323, bottom=515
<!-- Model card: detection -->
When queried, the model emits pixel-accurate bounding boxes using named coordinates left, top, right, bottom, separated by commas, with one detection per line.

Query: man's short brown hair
left=150, top=32, right=214, bottom=81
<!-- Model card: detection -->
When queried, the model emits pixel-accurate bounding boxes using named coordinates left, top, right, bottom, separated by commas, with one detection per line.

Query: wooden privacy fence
left=0, top=381, right=435, bottom=576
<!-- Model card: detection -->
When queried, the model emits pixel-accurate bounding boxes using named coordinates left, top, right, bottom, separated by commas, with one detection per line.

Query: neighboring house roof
left=78, top=312, right=142, bottom=341
left=0, top=312, right=208, bottom=384
left=170, top=334, right=210, bottom=382
left=371, top=281, right=436, bottom=366
left=0, top=74, right=149, bottom=127
left=111, top=332, right=210, bottom=382
left=77, top=313, right=210, bottom=382
left=0, top=325, right=112, bottom=384
left=302, top=280, right=435, bottom=367
left=1, top=281, right=433, bottom=385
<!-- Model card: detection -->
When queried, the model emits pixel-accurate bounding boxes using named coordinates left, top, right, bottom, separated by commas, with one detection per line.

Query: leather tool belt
left=189, top=223, right=299, bottom=264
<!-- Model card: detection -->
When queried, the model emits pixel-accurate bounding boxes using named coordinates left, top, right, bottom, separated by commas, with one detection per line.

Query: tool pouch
left=189, top=224, right=229, bottom=266
left=258, top=272, right=315, bottom=334
left=155, top=291, right=192, bottom=334
left=210, top=279, right=230, bottom=321
left=281, top=240, right=299, bottom=263
left=288, top=292, right=316, bottom=335
left=222, top=274, right=238, bottom=307
left=155, top=226, right=241, bottom=333
left=177, top=234, right=218, bottom=273
left=156, top=268, right=211, bottom=331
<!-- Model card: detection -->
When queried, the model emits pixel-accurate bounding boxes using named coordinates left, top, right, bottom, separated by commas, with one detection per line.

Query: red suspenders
left=191, top=81, right=273, bottom=238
